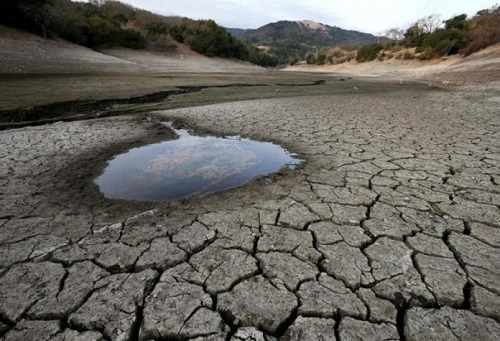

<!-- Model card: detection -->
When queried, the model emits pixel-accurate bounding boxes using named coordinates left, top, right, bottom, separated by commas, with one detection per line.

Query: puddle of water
left=95, top=123, right=303, bottom=201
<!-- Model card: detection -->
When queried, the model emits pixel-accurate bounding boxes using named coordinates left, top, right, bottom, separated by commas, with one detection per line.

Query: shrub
left=356, top=43, right=384, bottom=62
left=305, top=53, right=316, bottom=64
left=403, top=51, right=414, bottom=60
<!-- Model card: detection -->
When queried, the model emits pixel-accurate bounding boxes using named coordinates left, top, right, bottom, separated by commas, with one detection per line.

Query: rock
left=70, top=269, right=158, bottom=340
left=357, top=288, right=397, bottom=324
left=218, top=276, right=297, bottom=334
left=257, top=252, right=318, bottom=291
left=297, top=273, right=366, bottom=318
left=282, top=316, right=336, bottom=340
left=0, top=262, right=64, bottom=321
left=320, top=242, right=374, bottom=288
left=339, top=317, right=399, bottom=341
left=405, top=306, right=500, bottom=341
left=135, top=237, right=187, bottom=271
left=190, top=246, right=259, bottom=294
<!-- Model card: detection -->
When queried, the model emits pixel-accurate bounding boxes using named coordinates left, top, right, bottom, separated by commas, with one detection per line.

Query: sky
left=111, top=0, right=499, bottom=34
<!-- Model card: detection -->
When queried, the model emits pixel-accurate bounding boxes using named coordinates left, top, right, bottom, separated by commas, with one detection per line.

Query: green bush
left=118, top=29, right=145, bottom=49
left=356, top=43, right=383, bottom=62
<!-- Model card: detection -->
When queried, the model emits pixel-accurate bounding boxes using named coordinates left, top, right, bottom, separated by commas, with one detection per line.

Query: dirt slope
left=285, top=44, right=500, bottom=86
left=0, top=25, right=262, bottom=74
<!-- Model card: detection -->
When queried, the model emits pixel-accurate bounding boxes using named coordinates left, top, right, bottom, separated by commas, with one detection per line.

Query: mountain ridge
left=231, top=19, right=378, bottom=64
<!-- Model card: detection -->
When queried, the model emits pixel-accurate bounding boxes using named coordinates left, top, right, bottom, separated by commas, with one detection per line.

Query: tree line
left=304, top=5, right=500, bottom=64
left=0, top=0, right=278, bottom=67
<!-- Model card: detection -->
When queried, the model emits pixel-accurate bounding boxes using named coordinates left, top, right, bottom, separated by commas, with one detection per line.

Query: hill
left=0, top=0, right=277, bottom=67
left=239, top=20, right=378, bottom=64
left=0, top=24, right=263, bottom=74
left=225, top=28, right=248, bottom=36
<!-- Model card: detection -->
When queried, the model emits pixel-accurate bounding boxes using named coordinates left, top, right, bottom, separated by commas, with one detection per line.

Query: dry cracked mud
left=1, top=79, right=500, bottom=341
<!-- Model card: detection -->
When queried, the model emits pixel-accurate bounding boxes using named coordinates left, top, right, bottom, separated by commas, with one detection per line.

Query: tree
left=416, top=14, right=443, bottom=33
left=384, top=27, right=405, bottom=44
left=144, top=21, right=170, bottom=39
left=19, top=0, right=55, bottom=38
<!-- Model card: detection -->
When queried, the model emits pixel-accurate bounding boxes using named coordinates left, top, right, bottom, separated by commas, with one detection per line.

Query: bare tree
left=384, top=27, right=405, bottom=43
left=416, top=14, right=443, bottom=33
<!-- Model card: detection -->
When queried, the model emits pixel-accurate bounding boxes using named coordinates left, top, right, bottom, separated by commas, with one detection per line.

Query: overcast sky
left=112, top=0, right=498, bottom=34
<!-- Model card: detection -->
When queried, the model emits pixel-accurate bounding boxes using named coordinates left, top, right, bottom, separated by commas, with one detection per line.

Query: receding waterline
left=95, top=123, right=303, bottom=201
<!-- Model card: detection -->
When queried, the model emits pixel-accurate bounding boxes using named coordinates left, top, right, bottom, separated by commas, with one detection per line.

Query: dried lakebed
left=0, top=82, right=500, bottom=341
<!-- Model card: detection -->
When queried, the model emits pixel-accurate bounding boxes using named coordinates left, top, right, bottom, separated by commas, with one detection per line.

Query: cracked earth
left=1, top=81, right=500, bottom=341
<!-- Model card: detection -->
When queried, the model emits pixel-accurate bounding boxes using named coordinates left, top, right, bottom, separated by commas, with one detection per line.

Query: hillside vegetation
left=239, top=20, right=377, bottom=65
left=0, top=0, right=277, bottom=66
left=304, top=5, right=500, bottom=65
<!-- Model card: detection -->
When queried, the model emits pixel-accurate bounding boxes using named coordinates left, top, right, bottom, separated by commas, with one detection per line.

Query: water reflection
left=95, top=123, right=303, bottom=201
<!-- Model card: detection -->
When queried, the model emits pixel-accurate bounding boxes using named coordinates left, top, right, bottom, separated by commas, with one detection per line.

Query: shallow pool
left=95, top=123, right=303, bottom=201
